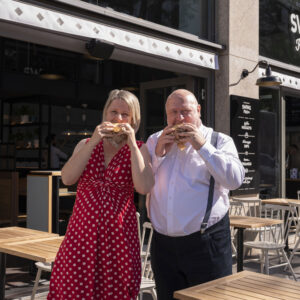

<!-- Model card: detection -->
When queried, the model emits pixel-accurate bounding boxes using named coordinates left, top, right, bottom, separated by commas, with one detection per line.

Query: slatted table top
left=0, top=236, right=63, bottom=262
left=230, top=215, right=282, bottom=229
left=174, top=270, right=300, bottom=300
left=262, top=198, right=300, bottom=206
left=0, top=226, right=58, bottom=244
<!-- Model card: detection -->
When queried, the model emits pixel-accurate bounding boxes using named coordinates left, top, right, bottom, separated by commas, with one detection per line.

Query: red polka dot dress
left=48, top=140, right=142, bottom=300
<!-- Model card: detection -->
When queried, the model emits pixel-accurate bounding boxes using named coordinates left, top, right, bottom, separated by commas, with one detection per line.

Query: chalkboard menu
left=230, top=95, right=259, bottom=195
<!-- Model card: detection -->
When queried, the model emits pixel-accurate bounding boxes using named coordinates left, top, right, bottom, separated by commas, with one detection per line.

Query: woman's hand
left=116, top=123, right=136, bottom=149
left=89, top=122, right=117, bottom=147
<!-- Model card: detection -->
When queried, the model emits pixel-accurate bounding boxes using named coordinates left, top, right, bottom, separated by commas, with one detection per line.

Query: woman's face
left=105, top=98, right=133, bottom=125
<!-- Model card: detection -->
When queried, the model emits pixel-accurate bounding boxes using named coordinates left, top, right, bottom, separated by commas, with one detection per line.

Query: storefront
left=0, top=0, right=224, bottom=229
left=259, top=0, right=300, bottom=198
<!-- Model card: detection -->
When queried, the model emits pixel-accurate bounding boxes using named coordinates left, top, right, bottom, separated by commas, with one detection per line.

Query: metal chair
left=138, top=221, right=157, bottom=300
left=244, top=204, right=297, bottom=280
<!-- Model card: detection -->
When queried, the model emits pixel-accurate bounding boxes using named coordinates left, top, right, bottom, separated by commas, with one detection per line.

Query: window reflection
left=82, top=0, right=212, bottom=39
left=258, top=88, right=280, bottom=198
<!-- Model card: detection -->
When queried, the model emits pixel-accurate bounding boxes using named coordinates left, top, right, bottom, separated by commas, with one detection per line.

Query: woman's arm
left=118, top=123, right=154, bottom=194
left=61, top=123, right=110, bottom=185
left=61, top=138, right=96, bottom=185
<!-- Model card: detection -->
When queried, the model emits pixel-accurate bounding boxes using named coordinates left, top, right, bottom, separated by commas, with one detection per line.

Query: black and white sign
left=230, top=95, right=259, bottom=195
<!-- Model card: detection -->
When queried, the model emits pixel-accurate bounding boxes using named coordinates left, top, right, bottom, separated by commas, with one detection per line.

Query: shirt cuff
left=197, top=141, right=216, bottom=162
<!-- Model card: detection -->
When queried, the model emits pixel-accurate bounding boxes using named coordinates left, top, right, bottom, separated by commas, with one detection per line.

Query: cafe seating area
left=3, top=194, right=300, bottom=299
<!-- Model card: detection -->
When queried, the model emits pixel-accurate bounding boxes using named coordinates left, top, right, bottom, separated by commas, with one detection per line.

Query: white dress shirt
left=146, top=124, right=245, bottom=237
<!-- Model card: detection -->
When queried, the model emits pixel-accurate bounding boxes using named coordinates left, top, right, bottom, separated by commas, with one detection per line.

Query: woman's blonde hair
left=102, top=89, right=141, bottom=133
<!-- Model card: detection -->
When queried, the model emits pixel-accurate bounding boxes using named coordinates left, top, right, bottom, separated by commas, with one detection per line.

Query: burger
left=169, top=124, right=187, bottom=150
left=105, top=123, right=127, bottom=147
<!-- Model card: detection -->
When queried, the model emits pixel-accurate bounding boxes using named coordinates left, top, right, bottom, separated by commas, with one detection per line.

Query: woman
left=47, top=90, right=154, bottom=300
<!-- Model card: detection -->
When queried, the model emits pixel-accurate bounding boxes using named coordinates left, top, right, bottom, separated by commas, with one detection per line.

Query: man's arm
left=146, top=132, right=167, bottom=174
left=198, top=134, right=245, bottom=190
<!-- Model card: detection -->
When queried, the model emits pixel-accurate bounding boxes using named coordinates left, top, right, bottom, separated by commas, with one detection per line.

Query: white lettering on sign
left=291, top=13, right=299, bottom=33
left=296, top=38, right=300, bottom=51
left=290, top=13, right=300, bottom=51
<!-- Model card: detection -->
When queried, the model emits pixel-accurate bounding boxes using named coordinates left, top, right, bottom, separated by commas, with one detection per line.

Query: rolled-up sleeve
left=198, top=134, right=245, bottom=190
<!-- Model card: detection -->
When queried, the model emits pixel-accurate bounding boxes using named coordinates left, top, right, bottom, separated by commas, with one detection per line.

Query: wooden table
left=230, top=215, right=282, bottom=272
left=0, top=227, right=60, bottom=300
left=174, top=270, right=300, bottom=300
left=262, top=198, right=300, bottom=206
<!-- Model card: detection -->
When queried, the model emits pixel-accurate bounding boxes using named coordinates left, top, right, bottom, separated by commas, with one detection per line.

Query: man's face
left=166, top=95, right=201, bottom=127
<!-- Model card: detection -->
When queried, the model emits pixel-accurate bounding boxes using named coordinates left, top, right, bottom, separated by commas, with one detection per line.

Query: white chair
left=136, top=211, right=142, bottom=246
left=231, top=197, right=263, bottom=258
left=31, top=262, right=52, bottom=300
left=231, top=197, right=262, bottom=218
left=288, top=202, right=300, bottom=265
left=138, top=221, right=157, bottom=300
left=244, top=204, right=297, bottom=280
left=298, top=190, right=300, bottom=200
left=229, top=200, right=245, bottom=257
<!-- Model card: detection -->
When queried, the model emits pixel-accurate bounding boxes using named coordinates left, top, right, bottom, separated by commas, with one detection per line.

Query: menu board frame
left=230, top=95, right=259, bottom=195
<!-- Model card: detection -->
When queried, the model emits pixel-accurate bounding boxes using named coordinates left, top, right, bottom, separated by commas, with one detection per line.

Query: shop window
left=260, top=0, right=300, bottom=66
left=82, top=0, right=214, bottom=40
left=258, top=88, right=281, bottom=198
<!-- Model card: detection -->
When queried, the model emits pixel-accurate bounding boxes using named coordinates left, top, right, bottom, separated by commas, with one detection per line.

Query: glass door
left=258, top=87, right=281, bottom=198
left=139, top=76, right=199, bottom=141
left=284, top=94, right=300, bottom=199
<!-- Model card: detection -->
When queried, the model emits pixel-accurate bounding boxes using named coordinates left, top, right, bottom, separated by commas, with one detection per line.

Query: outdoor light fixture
left=85, top=39, right=115, bottom=60
left=230, top=60, right=282, bottom=87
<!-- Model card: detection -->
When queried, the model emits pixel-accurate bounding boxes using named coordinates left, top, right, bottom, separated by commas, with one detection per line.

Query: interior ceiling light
left=39, top=73, right=65, bottom=80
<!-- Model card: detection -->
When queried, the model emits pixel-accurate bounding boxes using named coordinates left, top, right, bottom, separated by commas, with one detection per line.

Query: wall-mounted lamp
left=230, top=60, right=282, bottom=87
left=85, top=39, right=115, bottom=60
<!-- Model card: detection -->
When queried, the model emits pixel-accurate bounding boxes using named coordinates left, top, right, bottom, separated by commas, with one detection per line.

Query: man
left=45, top=134, right=68, bottom=169
left=146, top=89, right=245, bottom=300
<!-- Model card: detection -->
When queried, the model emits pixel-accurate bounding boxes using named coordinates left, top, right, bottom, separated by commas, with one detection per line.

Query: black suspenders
left=200, top=131, right=219, bottom=234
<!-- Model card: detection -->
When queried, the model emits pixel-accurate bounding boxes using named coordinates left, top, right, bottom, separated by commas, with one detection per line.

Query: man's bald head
left=166, top=89, right=199, bottom=108
left=165, top=89, right=201, bottom=127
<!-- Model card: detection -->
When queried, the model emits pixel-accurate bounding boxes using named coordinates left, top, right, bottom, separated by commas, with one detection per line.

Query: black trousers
left=150, top=213, right=232, bottom=300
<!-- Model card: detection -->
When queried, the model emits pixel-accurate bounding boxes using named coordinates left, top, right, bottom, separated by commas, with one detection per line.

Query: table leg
left=236, top=227, right=244, bottom=272
left=284, top=210, right=290, bottom=254
left=0, top=253, right=7, bottom=300
left=52, top=176, right=60, bottom=234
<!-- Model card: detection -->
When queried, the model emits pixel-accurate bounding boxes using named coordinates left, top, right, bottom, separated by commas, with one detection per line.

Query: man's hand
left=176, top=123, right=206, bottom=150
left=155, top=125, right=176, bottom=157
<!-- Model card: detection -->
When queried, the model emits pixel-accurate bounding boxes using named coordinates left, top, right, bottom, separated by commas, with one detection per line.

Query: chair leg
left=260, top=252, right=264, bottom=274
left=289, top=237, right=300, bottom=265
left=264, top=250, right=269, bottom=275
left=281, top=249, right=297, bottom=281
left=31, top=267, right=42, bottom=300
left=151, top=288, right=157, bottom=300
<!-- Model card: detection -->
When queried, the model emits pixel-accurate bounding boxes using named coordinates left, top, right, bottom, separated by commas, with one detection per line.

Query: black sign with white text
left=230, top=95, right=259, bottom=195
